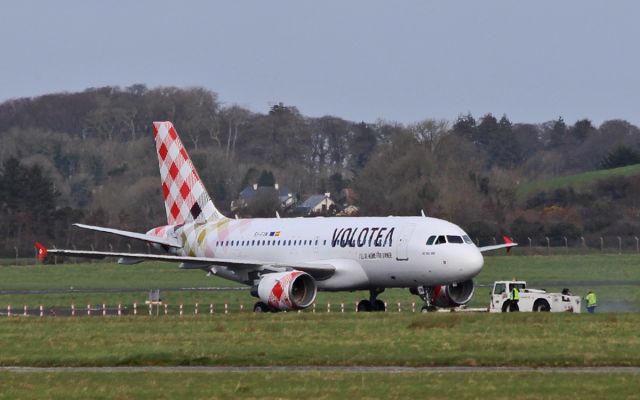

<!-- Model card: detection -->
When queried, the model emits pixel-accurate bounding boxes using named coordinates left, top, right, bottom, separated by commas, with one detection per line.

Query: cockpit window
left=426, top=236, right=436, bottom=245
left=435, top=235, right=447, bottom=245
left=446, top=235, right=464, bottom=244
left=462, top=235, right=473, bottom=244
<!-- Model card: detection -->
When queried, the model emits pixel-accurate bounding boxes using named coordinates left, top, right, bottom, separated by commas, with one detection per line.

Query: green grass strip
left=1, top=371, right=639, bottom=399
left=1, top=313, right=639, bottom=368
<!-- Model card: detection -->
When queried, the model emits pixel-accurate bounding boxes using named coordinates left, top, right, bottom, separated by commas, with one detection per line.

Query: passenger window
left=435, top=235, right=447, bottom=245
left=426, top=236, right=436, bottom=245
left=447, top=235, right=464, bottom=244
left=494, top=283, right=506, bottom=295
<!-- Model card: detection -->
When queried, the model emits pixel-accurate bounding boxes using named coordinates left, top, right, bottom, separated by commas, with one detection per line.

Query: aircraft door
left=313, top=235, right=320, bottom=255
left=395, top=223, right=416, bottom=261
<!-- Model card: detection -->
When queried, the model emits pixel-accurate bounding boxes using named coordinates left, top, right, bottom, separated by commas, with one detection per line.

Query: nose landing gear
left=410, top=286, right=437, bottom=312
left=357, top=288, right=386, bottom=312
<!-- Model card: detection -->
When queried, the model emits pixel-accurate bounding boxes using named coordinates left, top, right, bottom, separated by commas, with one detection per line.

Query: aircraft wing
left=73, top=223, right=181, bottom=248
left=35, top=243, right=336, bottom=281
left=477, top=236, right=518, bottom=253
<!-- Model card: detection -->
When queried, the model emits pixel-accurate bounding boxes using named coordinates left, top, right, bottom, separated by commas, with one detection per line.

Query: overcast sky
left=1, top=1, right=639, bottom=125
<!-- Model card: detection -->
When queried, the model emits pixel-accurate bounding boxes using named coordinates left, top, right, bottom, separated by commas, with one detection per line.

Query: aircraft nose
left=465, top=248, right=484, bottom=278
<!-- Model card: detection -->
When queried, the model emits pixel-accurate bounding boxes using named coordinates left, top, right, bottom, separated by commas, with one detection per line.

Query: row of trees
left=1, top=85, right=640, bottom=255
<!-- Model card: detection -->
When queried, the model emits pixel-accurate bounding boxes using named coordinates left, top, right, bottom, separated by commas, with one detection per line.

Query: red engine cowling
left=430, top=279, right=475, bottom=308
left=257, top=271, right=317, bottom=311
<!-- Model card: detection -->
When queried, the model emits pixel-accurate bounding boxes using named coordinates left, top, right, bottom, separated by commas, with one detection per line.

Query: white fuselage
left=171, top=216, right=484, bottom=291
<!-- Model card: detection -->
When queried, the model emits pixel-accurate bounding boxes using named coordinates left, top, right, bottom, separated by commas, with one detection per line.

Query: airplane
left=36, top=121, right=517, bottom=312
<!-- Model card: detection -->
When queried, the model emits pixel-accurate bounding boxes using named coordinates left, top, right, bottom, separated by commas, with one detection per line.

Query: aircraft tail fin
left=152, top=121, right=225, bottom=225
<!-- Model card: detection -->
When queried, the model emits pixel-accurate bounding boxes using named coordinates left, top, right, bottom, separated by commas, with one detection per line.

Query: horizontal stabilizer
left=73, top=223, right=181, bottom=248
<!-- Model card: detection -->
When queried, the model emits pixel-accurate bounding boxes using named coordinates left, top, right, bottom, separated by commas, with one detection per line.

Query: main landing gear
left=410, top=286, right=437, bottom=313
left=357, top=289, right=386, bottom=312
left=253, top=301, right=273, bottom=313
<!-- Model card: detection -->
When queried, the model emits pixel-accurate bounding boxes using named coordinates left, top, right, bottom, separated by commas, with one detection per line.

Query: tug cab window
left=494, top=283, right=506, bottom=295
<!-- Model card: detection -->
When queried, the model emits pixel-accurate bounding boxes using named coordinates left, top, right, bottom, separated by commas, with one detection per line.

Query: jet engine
left=256, top=271, right=317, bottom=311
left=430, top=279, right=475, bottom=308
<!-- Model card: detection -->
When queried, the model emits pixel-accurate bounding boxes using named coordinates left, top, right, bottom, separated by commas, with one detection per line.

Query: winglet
left=503, top=236, right=514, bottom=254
left=34, top=242, right=48, bottom=261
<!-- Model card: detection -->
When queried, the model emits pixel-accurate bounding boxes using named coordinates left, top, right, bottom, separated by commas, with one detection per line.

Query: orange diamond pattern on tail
left=152, top=121, right=222, bottom=225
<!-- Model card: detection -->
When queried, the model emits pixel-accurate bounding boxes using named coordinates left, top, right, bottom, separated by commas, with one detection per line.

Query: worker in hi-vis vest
left=510, top=285, right=520, bottom=312
left=585, top=290, right=597, bottom=313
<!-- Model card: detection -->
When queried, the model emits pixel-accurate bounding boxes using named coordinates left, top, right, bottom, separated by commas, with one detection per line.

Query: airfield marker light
left=195, top=303, right=198, bottom=315
left=71, top=304, right=75, bottom=317
left=23, top=305, right=27, bottom=317
left=179, top=304, right=183, bottom=316
left=209, top=304, right=213, bottom=314
left=340, top=303, right=344, bottom=313
left=148, top=304, right=152, bottom=316
left=165, top=304, right=168, bottom=315
left=118, top=304, right=122, bottom=316
left=384, top=302, right=388, bottom=312
left=224, top=303, right=228, bottom=314
left=240, top=304, right=244, bottom=312
left=397, top=302, right=401, bottom=313
left=7, top=305, right=11, bottom=317
left=412, top=302, right=416, bottom=313
left=87, top=304, right=91, bottom=316
left=39, top=305, right=43, bottom=317
left=327, top=303, right=331, bottom=313
left=103, top=304, right=107, bottom=316
left=134, top=302, right=137, bottom=316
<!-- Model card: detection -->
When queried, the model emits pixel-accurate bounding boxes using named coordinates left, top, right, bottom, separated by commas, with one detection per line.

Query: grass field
left=515, top=163, right=640, bottom=202
left=1, top=254, right=639, bottom=311
left=1, top=370, right=639, bottom=400
left=1, top=313, right=639, bottom=367
left=2, top=256, right=640, bottom=398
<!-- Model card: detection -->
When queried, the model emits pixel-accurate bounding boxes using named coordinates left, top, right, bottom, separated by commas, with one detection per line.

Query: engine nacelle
left=256, top=271, right=317, bottom=311
left=431, top=279, right=475, bottom=308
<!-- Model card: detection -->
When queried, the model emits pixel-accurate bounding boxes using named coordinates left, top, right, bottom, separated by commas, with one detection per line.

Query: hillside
left=1, top=86, right=640, bottom=255
left=516, top=163, right=640, bottom=202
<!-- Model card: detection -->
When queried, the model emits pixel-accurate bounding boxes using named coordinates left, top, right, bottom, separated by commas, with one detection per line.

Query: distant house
left=294, top=193, right=336, bottom=216
left=231, top=183, right=295, bottom=213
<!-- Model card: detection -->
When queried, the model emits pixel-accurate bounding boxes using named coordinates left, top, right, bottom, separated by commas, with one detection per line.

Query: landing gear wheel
left=501, top=301, right=511, bottom=313
left=373, top=299, right=386, bottom=312
left=357, top=300, right=373, bottom=312
left=253, top=301, right=270, bottom=313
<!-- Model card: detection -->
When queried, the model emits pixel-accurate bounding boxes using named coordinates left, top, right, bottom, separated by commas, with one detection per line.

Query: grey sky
left=1, top=1, right=639, bottom=125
